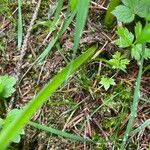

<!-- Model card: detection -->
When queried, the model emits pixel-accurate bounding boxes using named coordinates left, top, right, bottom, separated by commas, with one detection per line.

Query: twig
left=9, top=0, right=41, bottom=110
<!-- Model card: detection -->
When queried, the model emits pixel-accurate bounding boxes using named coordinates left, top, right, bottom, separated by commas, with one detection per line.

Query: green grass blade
left=29, top=121, right=88, bottom=141
left=37, top=9, right=76, bottom=63
left=0, top=45, right=96, bottom=149
left=52, top=0, right=64, bottom=27
left=73, top=0, right=90, bottom=51
left=67, top=0, right=90, bottom=78
left=130, top=119, right=150, bottom=136
left=18, top=0, right=22, bottom=49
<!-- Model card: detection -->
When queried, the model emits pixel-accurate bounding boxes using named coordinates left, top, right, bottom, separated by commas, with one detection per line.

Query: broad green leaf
left=0, top=46, right=96, bottom=149
left=131, top=44, right=142, bottom=61
left=100, top=77, right=116, bottom=91
left=137, top=23, right=150, bottom=43
left=135, top=0, right=150, bottom=20
left=115, top=26, right=134, bottom=48
left=108, top=51, right=129, bottom=71
left=0, top=75, right=16, bottom=98
left=112, top=5, right=135, bottom=23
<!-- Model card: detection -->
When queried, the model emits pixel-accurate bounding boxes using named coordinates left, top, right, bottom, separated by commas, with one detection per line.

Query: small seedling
left=100, top=77, right=116, bottom=91
left=108, top=51, right=129, bottom=71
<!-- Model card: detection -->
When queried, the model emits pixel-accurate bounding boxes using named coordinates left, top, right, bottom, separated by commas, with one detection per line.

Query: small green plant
left=0, top=75, right=16, bottom=99
left=114, top=25, right=150, bottom=62
left=0, top=109, right=24, bottom=143
left=108, top=51, right=129, bottom=71
left=112, top=0, right=150, bottom=149
left=100, top=77, right=116, bottom=91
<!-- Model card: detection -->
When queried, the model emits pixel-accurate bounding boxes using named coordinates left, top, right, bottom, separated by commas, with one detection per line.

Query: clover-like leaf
left=0, top=75, right=16, bottom=98
left=100, top=77, right=116, bottom=91
left=115, top=27, right=134, bottom=48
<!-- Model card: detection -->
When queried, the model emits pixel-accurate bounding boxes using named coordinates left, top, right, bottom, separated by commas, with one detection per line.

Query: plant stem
left=120, top=42, right=146, bottom=149
left=104, top=0, right=121, bottom=27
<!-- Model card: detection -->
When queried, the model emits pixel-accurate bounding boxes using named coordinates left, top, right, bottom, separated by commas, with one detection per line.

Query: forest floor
left=0, top=0, right=150, bottom=150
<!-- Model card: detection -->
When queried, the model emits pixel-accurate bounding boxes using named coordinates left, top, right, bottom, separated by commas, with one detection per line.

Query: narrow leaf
left=0, top=46, right=96, bottom=149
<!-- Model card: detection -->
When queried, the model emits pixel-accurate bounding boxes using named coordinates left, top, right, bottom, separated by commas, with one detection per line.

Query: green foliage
left=137, top=23, right=150, bottom=43
left=0, top=0, right=11, bottom=18
left=112, top=5, right=134, bottom=23
left=115, top=25, right=150, bottom=61
left=112, top=1, right=150, bottom=149
left=114, top=27, right=134, bottom=48
left=131, top=44, right=142, bottom=60
left=108, top=51, right=129, bottom=71
left=100, top=77, right=116, bottom=91
left=112, top=0, right=150, bottom=23
left=0, top=46, right=96, bottom=149
left=69, top=0, right=78, bottom=11
left=0, top=109, right=24, bottom=143
left=0, top=75, right=16, bottom=99
left=104, top=0, right=121, bottom=26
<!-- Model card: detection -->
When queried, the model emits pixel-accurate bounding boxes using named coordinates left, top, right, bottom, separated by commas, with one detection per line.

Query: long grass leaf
left=29, top=121, right=88, bottom=141
left=67, top=0, right=90, bottom=78
left=18, top=0, right=22, bottom=49
left=0, top=45, right=96, bottom=149
left=130, top=119, right=150, bottom=136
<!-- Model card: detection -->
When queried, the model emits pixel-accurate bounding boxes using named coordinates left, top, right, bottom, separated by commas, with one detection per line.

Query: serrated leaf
left=12, top=135, right=21, bottom=143
left=112, top=5, right=135, bottom=23
left=135, top=0, right=150, bottom=20
left=0, top=75, right=16, bottom=98
left=115, top=27, right=134, bottom=48
left=108, top=51, right=129, bottom=71
left=100, top=77, right=116, bottom=91
left=131, top=44, right=142, bottom=61
left=144, top=48, right=150, bottom=60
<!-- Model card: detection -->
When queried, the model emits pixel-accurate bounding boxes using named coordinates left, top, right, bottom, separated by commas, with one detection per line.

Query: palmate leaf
left=115, top=26, right=134, bottom=48
left=108, top=51, right=129, bottom=71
